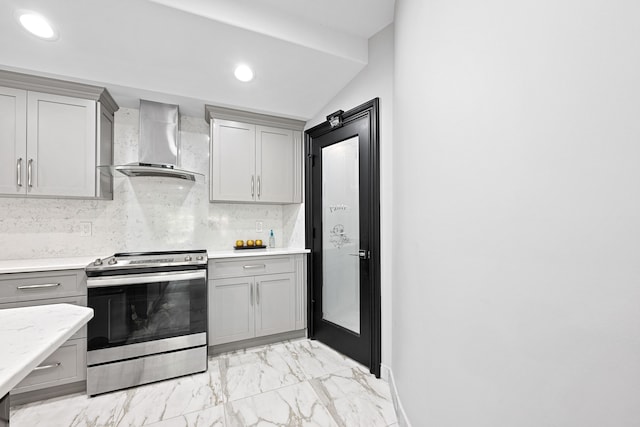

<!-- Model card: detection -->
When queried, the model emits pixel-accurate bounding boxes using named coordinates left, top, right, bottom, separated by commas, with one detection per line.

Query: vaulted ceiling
left=0, top=0, right=395, bottom=119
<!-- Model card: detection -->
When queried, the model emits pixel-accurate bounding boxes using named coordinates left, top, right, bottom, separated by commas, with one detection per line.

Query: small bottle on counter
left=268, top=230, right=275, bottom=248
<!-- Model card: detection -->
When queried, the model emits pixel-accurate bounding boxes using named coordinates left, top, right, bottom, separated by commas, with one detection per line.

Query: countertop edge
left=0, top=249, right=311, bottom=274
left=207, top=248, right=311, bottom=259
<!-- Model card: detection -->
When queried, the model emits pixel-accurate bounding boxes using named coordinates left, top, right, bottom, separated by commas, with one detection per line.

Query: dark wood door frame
left=305, top=98, right=381, bottom=377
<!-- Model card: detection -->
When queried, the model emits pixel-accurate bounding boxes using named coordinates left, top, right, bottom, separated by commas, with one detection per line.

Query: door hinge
left=312, top=227, right=316, bottom=239
left=307, top=153, right=315, bottom=166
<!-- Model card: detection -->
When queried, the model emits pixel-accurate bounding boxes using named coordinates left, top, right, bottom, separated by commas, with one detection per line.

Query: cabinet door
left=210, top=277, right=255, bottom=345
left=211, top=119, right=256, bottom=202
left=0, top=87, right=27, bottom=195
left=26, top=92, right=96, bottom=197
left=255, top=272, right=296, bottom=337
left=256, top=126, right=299, bottom=203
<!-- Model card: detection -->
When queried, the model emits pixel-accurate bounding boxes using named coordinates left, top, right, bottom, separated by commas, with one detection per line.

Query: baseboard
left=209, top=329, right=307, bottom=355
left=380, top=363, right=411, bottom=427
left=10, top=381, right=86, bottom=406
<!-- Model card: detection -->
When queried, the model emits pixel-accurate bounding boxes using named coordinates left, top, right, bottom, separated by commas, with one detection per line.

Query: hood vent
left=112, top=100, right=200, bottom=181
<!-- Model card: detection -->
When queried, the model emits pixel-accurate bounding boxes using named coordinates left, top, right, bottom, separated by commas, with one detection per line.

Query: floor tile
left=225, top=382, right=337, bottom=427
left=221, top=345, right=306, bottom=402
left=146, top=405, right=226, bottom=427
left=281, top=339, right=363, bottom=379
left=309, top=367, right=397, bottom=427
left=11, top=391, right=125, bottom=427
left=110, top=370, right=220, bottom=426
left=10, top=339, right=398, bottom=427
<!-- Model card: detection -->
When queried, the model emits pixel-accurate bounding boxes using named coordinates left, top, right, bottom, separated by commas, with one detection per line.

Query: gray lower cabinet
left=0, top=269, right=87, bottom=396
left=208, top=254, right=306, bottom=346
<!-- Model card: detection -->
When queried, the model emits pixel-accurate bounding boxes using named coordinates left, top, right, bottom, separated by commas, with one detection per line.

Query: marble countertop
left=0, top=304, right=93, bottom=397
left=0, top=256, right=99, bottom=275
left=0, top=249, right=311, bottom=274
left=207, top=248, right=310, bottom=259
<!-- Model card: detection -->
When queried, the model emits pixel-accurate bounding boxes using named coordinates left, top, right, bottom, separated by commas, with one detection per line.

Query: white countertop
left=207, top=248, right=310, bottom=259
left=0, top=249, right=310, bottom=274
left=0, top=304, right=93, bottom=397
left=0, top=256, right=99, bottom=275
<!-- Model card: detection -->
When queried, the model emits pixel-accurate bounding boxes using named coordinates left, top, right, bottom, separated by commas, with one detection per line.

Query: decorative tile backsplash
left=0, top=108, right=304, bottom=260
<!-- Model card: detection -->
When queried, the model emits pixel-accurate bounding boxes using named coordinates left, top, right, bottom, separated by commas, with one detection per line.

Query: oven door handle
left=87, top=270, right=206, bottom=288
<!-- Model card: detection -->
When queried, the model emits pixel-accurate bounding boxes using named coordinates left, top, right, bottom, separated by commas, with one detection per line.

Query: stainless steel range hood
left=113, top=100, right=200, bottom=181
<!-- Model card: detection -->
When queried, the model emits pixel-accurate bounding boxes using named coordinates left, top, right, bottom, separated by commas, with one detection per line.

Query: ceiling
left=0, top=0, right=395, bottom=120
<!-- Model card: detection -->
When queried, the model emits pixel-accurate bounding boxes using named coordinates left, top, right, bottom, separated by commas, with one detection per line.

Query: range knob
left=108, top=258, right=117, bottom=265
left=94, top=258, right=103, bottom=266
left=196, top=255, right=204, bottom=261
left=185, top=256, right=192, bottom=262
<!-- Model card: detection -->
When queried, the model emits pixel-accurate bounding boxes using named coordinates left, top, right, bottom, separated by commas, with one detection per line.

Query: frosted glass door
left=321, top=136, right=360, bottom=334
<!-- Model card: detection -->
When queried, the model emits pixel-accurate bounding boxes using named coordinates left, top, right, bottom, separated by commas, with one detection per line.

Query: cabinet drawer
left=209, top=256, right=294, bottom=279
left=0, top=296, right=88, bottom=339
left=12, top=338, right=86, bottom=394
left=0, top=270, right=85, bottom=303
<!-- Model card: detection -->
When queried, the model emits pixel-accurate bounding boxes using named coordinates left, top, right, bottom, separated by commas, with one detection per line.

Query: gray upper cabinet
left=0, top=70, right=118, bottom=199
left=206, top=105, right=304, bottom=204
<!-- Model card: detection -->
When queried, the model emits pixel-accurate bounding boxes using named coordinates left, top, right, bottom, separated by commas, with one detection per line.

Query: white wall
left=307, top=24, right=394, bottom=367
left=0, top=108, right=286, bottom=259
left=393, top=0, right=640, bottom=425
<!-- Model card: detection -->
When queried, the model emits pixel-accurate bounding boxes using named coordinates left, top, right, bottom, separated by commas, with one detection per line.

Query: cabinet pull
left=33, top=362, right=61, bottom=372
left=17, top=158, right=22, bottom=187
left=250, top=285, right=254, bottom=306
left=27, top=158, right=33, bottom=188
left=257, top=176, right=261, bottom=199
left=243, top=264, right=266, bottom=270
left=256, top=282, right=260, bottom=305
left=17, top=282, right=61, bottom=290
left=251, top=176, right=255, bottom=198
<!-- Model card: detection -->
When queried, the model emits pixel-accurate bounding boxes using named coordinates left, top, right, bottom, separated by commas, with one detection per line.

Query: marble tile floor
left=11, top=339, right=398, bottom=427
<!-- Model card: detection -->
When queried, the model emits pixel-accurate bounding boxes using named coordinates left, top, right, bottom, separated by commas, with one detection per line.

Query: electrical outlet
left=256, top=221, right=263, bottom=232
left=80, top=221, right=92, bottom=237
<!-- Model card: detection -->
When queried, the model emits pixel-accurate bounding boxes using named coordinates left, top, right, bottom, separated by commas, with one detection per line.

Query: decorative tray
left=234, top=245, right=267, bottom=250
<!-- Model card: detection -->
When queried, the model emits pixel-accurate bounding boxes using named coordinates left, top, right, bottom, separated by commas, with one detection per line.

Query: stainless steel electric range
left=85, top=250, right=208, bottom=396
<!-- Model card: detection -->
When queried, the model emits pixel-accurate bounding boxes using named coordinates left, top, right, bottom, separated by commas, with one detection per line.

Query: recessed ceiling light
left=234, top=64, right=254, bottom=82
left=18, top=12, right=58, bottom=40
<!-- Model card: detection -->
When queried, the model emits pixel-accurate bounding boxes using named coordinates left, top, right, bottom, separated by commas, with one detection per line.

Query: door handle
left=17, top=158, right=22, bottom=187
left=257, top=176, right=261, bottom=199
left=27, top=158, right=33, bottom=188
left=348, top=250, right=370, bottom=259
left=17, top=282, right=61, bottom=290
left=33, top=362, right=61, bottom=372
left=251, top=176, right=255, bottom=198
left=250, top=285, right=254, bottom=306
left=256, top=282, right=260, bottom=305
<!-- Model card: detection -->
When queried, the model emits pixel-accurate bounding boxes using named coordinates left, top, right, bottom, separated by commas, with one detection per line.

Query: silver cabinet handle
left=257, top=176, right=261, bottom=199
left=17, top=282, right=61, bottom=290
left=250, top=284, right=254, bottom=306
left=256, top=282, right=260, bottom=305
left=17, top=158, right=22, bottom=187
left=33, top=362, right=61, bottom=372
left=243, top=264, right=266, bottom=270
left=27, top=158, right=33, bottom=188
left=251, top=176, right=255, bottom=198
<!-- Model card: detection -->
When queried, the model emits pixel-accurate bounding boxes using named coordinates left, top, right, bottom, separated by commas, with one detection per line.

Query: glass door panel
left=321, top=136, right=360, bottom=334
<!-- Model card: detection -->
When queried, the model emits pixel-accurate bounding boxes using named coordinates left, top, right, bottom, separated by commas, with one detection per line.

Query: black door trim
left=305, top=98, right=381, bottom=377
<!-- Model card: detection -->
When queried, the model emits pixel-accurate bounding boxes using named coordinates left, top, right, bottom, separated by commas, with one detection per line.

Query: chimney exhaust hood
left=111, top=100, right=201, bottom=181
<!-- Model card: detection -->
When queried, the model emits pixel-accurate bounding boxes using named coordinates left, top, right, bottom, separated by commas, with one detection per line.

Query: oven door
left=87, top=270, right=206, bottom=353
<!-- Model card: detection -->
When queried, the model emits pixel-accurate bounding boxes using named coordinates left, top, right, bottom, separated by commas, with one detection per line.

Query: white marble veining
left=0, top=108, right=304, bottom=260
left=0, top=304, right=93, bottom=397
left=11, top=339, right=397, bottom=427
